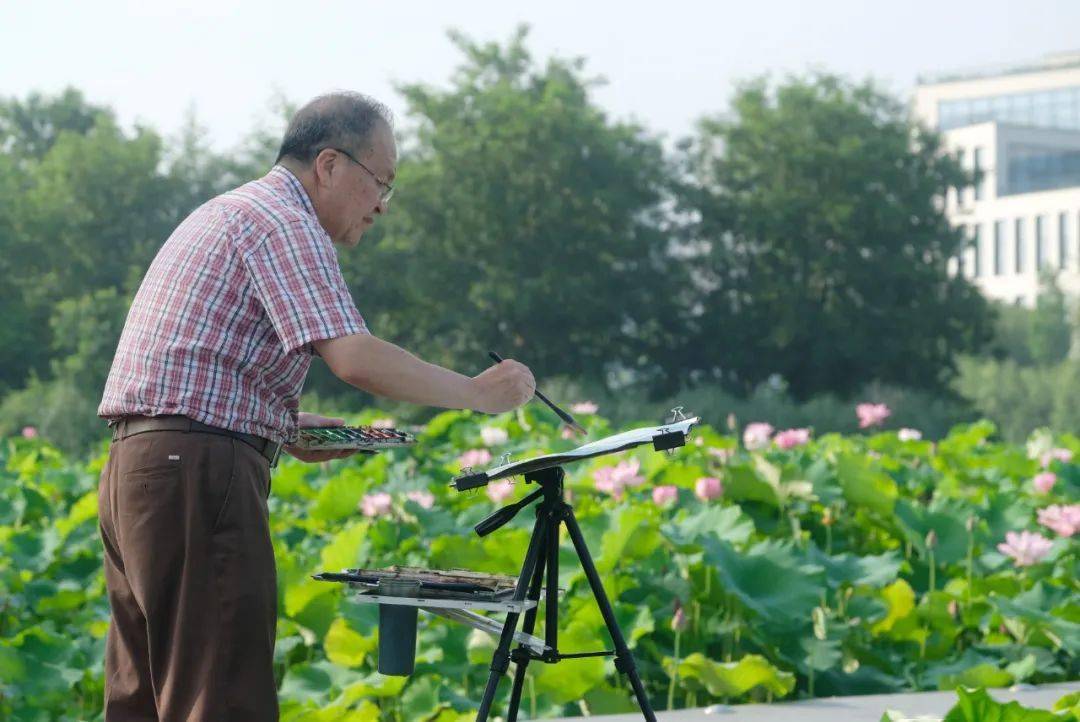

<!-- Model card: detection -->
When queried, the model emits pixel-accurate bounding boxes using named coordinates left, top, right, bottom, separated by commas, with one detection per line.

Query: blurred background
left=4, top=0, right=1080, bottom=454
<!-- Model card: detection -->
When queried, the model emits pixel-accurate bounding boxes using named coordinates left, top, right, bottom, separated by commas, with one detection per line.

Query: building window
left=1060, top=212, right=1069, bottom=270
left=972, top=224, right=982, bottom=277
left=1035, top=215, right=1046, bottom=270
left=938, top=85, right=1080, bottom=132
left=994, top=220, right=1005, bottom=275
left=955, top=148, right=966, bottom=207
left=1015, top=218, right=1025, bottom=274
left=973, top=147, right=984, bottom=201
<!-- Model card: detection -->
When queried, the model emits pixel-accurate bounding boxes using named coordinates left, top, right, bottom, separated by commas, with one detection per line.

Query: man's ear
left=312, top=149, right=338, bottom=190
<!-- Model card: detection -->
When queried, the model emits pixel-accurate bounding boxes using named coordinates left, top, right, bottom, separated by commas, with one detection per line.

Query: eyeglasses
left=328, top=147, right=394, bottom=203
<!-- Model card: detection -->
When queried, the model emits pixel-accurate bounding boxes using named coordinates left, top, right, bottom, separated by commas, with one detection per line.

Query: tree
left=333, top=28, right=684, bottom=392
left=675, top=74, right=995, bottom=400
left=1028, top=271, right=1071, bottom=365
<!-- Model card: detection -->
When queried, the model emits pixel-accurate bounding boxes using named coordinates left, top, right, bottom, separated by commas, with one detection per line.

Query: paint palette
left=293, top=425, right=416, bottom=451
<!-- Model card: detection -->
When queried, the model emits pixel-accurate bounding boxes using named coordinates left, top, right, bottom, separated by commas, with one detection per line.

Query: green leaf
left=870, top=579, right=915, bottom=635
left=836, top=454, right=897, bottom=516
left=319, top=521, right=370, bottom=572
left=704, top=539, right=825, bottom=629
left=596, top=504, right=661, bottom=574
left=670, top=652, right=795, bottom=699
left=310, top=468, right=371, bottom=523
left=661, top=505, right=754, bottom=549
left=943, top=686, right=1060, bottom=722
left=323, top=618, right=375, bottom=668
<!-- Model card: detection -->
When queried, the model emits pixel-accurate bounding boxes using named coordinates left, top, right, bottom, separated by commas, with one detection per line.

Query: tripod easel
left=471, top=464, right=657, bottom=722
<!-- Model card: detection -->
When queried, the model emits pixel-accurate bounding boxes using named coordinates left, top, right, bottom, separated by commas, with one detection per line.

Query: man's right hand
left=468, top=359, right=536, bottom=414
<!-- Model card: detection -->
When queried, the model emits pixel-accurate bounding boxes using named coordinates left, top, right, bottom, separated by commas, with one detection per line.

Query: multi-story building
left=914, top=52, right=1080, bottom=306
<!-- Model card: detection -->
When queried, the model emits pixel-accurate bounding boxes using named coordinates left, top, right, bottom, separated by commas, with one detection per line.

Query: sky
left=3, top=0, right=1080, bottom=152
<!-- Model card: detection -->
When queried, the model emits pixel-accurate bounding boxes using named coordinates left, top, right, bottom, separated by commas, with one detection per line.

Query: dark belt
left=109, top=415, right=282, bottom=467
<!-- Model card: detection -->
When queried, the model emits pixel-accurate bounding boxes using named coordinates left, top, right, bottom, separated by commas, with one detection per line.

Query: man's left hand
left=284, top=411, right=361, bottom=463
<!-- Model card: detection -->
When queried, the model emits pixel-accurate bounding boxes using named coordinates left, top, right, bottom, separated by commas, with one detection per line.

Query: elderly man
left=96, top=92, right=535, bottom=721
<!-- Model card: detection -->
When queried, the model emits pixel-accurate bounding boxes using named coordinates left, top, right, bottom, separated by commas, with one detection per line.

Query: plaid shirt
left=99, top=166, right=368, bottom=444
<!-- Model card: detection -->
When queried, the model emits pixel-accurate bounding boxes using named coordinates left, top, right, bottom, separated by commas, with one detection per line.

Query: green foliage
left=2, top=409, right=1077, bottom=720
left=676, top=73, right=995, bottom=400
left=334, top=27, right=681, bottom=391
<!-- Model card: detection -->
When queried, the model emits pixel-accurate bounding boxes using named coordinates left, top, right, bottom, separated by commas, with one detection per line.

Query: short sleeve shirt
left=98, top=165, right=368, bottom=444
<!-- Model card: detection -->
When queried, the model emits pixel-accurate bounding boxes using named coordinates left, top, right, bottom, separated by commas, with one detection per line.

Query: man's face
left=329, top=122, right=397, bottom=247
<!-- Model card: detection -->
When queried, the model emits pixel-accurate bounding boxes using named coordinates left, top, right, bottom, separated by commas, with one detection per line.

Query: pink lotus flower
left=405, top=490, right=435, bottom=509
left=21, top=426, right=38, bottom=439
left=1037, top=504, right=1080, bottom=537
left=560, top=426, right=575, bottom=440
left=742, top=422, right=774, bottom=450
left=774, top=428, right=811, bottom=449
left=593, top=459, right=644, bottom=499
left=652, top=485, right=678, bottom=506
left=480, top=426, right=509, bottom=446
left=1040, top=448, right=1074, bottom=468
left=898, top=428, right=922, bottom=442
left=856, top=403, right=891, bottom=429
left=371, top=418, right=396, bottom=429
left=459, top=448, right=492, bottom=468
left=360, top=492, right=393, bottom=518
left=997, top=530, right=1054, bottom=567
left=571, top=401, right=598, bottom=415
left=486, top=479, right=515, bottom=503
left=1033, top=472, right=1057, bottom=494
left=695, top=476, right=723, bottom=501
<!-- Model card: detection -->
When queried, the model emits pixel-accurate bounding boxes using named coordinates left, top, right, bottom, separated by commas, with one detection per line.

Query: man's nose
left=374, top=197, right=389, bottom=215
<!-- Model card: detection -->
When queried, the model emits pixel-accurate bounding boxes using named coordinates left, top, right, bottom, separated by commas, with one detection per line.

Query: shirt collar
left=268, top=165, right=317, bottom=218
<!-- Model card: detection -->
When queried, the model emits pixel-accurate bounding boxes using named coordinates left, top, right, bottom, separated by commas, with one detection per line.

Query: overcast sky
left=3, top=0, right=1079, bottom=152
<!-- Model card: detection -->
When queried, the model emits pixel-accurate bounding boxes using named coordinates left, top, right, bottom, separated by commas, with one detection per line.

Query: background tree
left=674, top=74, right=995, bottom=400
left=330, top=28, right=684, bottom=395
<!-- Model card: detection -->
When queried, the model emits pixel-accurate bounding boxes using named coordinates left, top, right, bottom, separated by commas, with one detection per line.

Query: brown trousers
left=97, top=429, right=278, bottom=721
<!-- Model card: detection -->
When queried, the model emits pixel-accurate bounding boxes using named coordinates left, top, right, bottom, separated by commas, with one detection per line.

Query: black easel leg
left=562, top=507, right=658, bottom=722
left=505, top=518, right=551, bottom=722
left=475, top=514, right=549, bottom=722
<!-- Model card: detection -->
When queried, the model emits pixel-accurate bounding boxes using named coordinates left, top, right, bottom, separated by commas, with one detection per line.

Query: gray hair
left=275, top=91, right=393, bottom=164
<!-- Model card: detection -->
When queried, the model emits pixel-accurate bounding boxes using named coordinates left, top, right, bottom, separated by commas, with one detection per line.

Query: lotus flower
left=774, top=428, right=811, bottom=449
left=1037, top=504, right=1080, bottom=537
left=898, top=428, right=922, bottom=442
left=593, top=459, right=645, bottom=499
left=1040, top=448, right=1074, bottom=468
left=459, top=448, right=492, bottom=468
left=856, top=403, right=891, bottom=429
left=742, top=423, right=774, bottom=450
left=480, top=426, right=508, bottom=446
left=405, top=490, right=435, bottom=509
left=996, top=530, right=1054, bottom=567
left=360, top=492, right=393, bottom=518
left=652, top=485, right=678, bottom=506
left=21, top=426, right=38, bottom=439
left=571, top=401, right=598, bottom=415
left=1032, top=472, right=1057, bottom=494
left=486, top=479, right=515, bottom=503
left=560, top=426, right=575, bottom=440
left=695, top=476, right=723, bottom=501
left=371, top=418, right=395, bottom=429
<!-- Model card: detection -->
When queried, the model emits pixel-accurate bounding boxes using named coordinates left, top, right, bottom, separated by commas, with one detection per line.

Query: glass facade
left=938, top=86, right=1080, bottom=131
left=1005, top=144, right=1080, bottom=194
